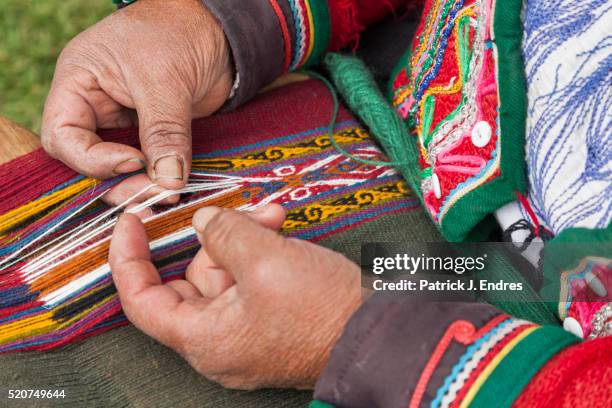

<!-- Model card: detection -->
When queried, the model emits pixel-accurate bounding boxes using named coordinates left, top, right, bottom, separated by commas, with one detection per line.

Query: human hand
left=109, top=204, right=363, bottom=389
left=42, top=0, right=233, bottom=203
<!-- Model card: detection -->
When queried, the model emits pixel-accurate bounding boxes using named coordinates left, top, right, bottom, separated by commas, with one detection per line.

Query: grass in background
left=0, top=1, right=114, bottom=132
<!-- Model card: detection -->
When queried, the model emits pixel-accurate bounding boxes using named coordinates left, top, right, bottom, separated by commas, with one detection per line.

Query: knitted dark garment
left=0, top=325, right=310, bottom=407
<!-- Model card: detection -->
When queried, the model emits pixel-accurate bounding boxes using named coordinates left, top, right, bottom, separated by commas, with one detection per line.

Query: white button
left=432, top=173, right=441, bottom=199
left=586, top=271, right=607, bottom=297
left=563, top=317, right=584, bottom=338
left=471, top=121, right=492, bottom=147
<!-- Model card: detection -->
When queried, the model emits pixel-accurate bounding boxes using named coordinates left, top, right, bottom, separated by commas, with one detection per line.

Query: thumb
left=187, top=204, right=286, bottom=297
left=137, top=94, right=192, bottom=190
left=199, top=208, right=286, bottom=285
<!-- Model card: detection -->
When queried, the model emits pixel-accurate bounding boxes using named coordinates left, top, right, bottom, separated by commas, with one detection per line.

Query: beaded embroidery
left=390, top=0, right=527, bottom=241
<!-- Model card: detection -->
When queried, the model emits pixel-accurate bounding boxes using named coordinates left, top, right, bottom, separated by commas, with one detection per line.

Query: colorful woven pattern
left=0, top=80, right=420, bottom=353
left=411, top=315, right=579, bottom=408
left=286, top=0, right=329, bottom=70
left=390, top=0, right=526, bottom=241
left=266, top=0, right=330, bottom=73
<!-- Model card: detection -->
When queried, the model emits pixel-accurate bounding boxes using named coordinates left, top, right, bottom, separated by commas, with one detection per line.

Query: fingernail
left=193, top=207, right=223, bottom=232
left=114, top=158, right=145, bottom=174
left=154, top=155, right=183, bottom=181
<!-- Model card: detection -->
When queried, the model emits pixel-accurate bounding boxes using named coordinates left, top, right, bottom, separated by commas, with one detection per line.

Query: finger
left=97, top=107, right=138, bottom=130
left=64, top=70, right=138, bottom=130
left=188, top=208, right=230, bottom=297
left=166, top=279, right=204, bottom=300
left=109, top=213, right=192, bottom=348
left=185, top=250, right=234, bottom=298
left=192, top=204, right=286, bottom=245
left=102, top=174, right=180, bottom=207
left=124, top=203, right=154, bottom=220
left=245, top=203, right=287, bottom=231
left=186, top=204, right=286, bottom=295
left=197, top=208, right=286, bottom=284
left=104, top=174, right=162, bottom=206
left=136, top=92, right=192, bottom=190
left=42, top=70, right=146, bottom=179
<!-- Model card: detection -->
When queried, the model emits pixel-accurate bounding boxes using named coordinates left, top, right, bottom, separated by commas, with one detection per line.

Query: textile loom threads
left=0, top=80, right=421, bottom=352
left=0, top=178, right=99, bottom=235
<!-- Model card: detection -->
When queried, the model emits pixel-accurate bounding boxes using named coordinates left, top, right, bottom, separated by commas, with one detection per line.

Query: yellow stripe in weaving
left=282, top=181, right=408, bottom=230
left=304, top=0, right=316, bottom=61
left=192, top=127, right=367, bottom=171
left=0, top=178, right=99, bottom=234
left=459, top=327, right=537, bottom=408
left=0, top=294, right=115, bottom=345
left=0, top=311, right=55, bottom=345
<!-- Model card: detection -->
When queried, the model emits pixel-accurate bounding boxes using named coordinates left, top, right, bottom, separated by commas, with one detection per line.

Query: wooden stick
left=0, top=116, right=41, bottom=165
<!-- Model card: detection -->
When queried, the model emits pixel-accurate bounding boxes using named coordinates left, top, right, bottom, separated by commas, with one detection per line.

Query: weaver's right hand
left=42, top=0, right=234, bottom=204
left=109, top=204, right=363, bottom=389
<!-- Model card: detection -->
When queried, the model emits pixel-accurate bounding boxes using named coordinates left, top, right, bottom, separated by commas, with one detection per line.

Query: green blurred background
left=0, top=1, right=114, bottom=132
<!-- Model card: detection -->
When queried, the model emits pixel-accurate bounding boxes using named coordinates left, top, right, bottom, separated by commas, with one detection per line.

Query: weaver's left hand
left=109, top=204, right=362, bottom=389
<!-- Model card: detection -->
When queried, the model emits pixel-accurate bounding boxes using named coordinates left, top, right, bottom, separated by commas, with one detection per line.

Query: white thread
left=15, top=177, right=242, bottom=282
left=0, top=188, right=109, bottom=271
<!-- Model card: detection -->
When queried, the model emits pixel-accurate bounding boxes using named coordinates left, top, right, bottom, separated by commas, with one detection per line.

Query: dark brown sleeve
left=313, top=298, right=579, bottom=407
left=204, top=0, right=416, bottom=108
left=201, top=0, right=287, bottom=109
left=314, top=300, right=499, bottom=407
left=117, top=0, right=413, bottom=108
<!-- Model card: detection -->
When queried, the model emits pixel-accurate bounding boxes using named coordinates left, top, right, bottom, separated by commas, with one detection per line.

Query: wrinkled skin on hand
left=109, top=204, right=363, bottom=389
left=42, top=0, right=233, bottom=205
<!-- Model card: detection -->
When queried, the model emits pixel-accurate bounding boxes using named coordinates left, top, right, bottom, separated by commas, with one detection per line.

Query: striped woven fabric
left=0, top=79, right=423, bottom=353
left=408, top=311, right=579, bottom=408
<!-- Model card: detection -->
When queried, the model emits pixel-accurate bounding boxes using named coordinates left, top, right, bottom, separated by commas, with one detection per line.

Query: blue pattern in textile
left=522, top=0, right=612, bottom=233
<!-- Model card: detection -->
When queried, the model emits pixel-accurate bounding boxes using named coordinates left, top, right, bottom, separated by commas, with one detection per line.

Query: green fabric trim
left=309, top=401, right=335, bottom=408
left=470, top=326, right=580, bottom=408
left=490, top=0, right=527, bottom=195
left=481, top=248, right=557, bottom=325
left=438, top=0, right=527, bottom=242
left=303, top=0, right=331, bottom=68
left=540, top=224, right=612, bottom=317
